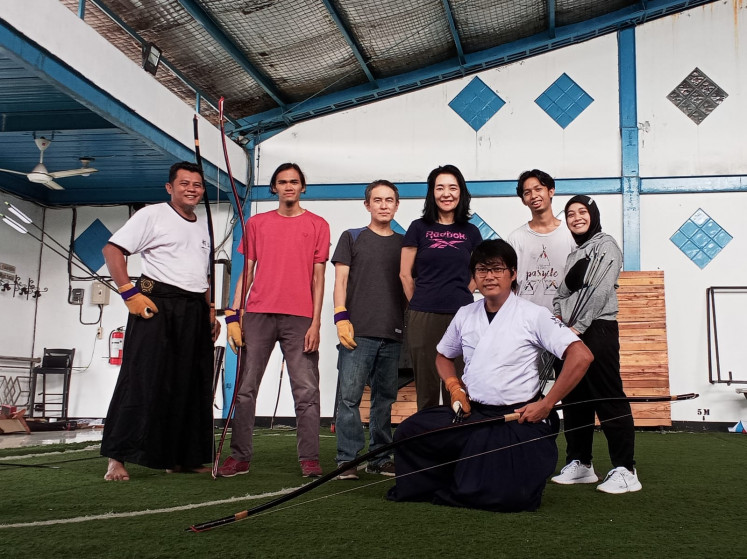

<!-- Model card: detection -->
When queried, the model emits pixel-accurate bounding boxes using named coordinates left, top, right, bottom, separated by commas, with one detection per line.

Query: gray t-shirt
left=331, top=227, right=406, bottom=342
left=508, top=220, right=575, bottom=312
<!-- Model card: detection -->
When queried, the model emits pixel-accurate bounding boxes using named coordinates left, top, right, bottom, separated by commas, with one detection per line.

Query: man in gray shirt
left=332, top=180, right=407, bottom=479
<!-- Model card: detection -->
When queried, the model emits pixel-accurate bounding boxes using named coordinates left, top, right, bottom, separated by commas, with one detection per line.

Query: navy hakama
left=387, top=402, right=559, bottom=512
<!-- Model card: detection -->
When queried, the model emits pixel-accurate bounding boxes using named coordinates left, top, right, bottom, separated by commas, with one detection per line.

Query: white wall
left=0, top=195, right=44, bottom=360
left=637, top=3, right=747, bottom=177
left=640, top=193, right=747, bottom=422
left=255, top=33, right=621, bottom=184
left=634, top=1, right=747, bottom=422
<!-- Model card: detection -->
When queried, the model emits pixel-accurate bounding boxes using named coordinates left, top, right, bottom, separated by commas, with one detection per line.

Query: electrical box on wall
left=71, top=288, right=84, bottom=305
left=91, top=281, right=111, bottom=305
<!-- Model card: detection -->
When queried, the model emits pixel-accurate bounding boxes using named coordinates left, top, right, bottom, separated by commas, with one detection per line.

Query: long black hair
left=422, top=164, right=472, bottom=225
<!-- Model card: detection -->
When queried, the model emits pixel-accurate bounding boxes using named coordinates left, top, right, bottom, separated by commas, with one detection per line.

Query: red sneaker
left=300, top=459, right=323, bottom=477
left=216, top=456, right=250, bottom=478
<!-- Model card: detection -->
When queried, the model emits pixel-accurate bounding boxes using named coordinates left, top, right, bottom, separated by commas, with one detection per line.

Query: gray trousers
left=407, top=310, right=464, bottom=411
left=230, top=313, right=320, bottom=462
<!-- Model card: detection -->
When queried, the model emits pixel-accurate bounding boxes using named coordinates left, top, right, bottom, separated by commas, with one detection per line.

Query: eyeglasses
left=474, top=266, right=509, bottom=277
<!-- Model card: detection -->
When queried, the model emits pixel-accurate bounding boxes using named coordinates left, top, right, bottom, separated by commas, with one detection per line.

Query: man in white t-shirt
left=100, top=161, right=219, bottom=481
left=508, top=169, right=575, bottom=312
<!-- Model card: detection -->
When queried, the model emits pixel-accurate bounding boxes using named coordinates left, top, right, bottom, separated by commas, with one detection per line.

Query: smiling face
left=566, top=202, right=591, bottom=235
left=166, top=169, right=204, bottom=218
left=433, top=173, right=461, bottom=217
left=520, top=176, right=554, bottom=214
left=365, top=184, right=399, bottom=226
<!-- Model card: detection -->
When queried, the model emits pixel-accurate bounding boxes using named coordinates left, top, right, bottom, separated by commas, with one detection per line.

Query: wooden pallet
left=361, top=271, right=671, bottom=427
left=359, top=384, right=417, bottom=426
left=617, top=271, right=671, bottom=426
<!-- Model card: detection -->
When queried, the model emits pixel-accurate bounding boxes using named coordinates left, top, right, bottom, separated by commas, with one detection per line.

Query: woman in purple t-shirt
left=400, top=164, right=483, bottom=410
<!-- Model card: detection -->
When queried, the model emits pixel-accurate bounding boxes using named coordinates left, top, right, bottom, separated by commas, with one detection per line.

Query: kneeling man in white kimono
left=387, top=239, right=593, bottom=512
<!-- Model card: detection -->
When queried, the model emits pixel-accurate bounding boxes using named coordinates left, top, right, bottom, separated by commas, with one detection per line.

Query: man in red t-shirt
left=219, top=163, right=330, bottom=478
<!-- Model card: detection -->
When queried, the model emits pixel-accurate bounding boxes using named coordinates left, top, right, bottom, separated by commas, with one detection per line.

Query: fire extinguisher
left=109, top=327, right=125, bottom=365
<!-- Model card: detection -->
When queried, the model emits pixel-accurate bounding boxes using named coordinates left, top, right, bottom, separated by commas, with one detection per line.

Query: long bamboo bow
left=189, top=392, right=698, bottom=532
left=211, top=98, right=252, bottom=479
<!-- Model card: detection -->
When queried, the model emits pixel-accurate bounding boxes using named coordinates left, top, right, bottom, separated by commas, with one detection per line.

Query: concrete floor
left=0, top=426, right=103, bottom=450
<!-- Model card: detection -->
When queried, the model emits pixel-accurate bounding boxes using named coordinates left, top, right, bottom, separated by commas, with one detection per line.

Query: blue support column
left=547, top=0, right=556, bottom=38
left=222, top=145, right=253, bottom=419
left=222, top=216, right=246, bottom=418
left=618, top=28, right=641, bottom=270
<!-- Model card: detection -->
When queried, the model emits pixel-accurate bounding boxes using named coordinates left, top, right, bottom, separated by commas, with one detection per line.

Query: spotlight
left=142, top=42, right=162, bottom=76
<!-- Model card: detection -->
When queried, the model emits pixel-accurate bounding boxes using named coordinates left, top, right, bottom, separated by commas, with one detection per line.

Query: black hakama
left=101, top=278, right=214, bottom=469
left=387, top=402, right=560, bottom=512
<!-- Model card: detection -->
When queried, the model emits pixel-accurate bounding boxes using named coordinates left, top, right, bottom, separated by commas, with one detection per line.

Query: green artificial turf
left=0, top=428, right=744, bottom=558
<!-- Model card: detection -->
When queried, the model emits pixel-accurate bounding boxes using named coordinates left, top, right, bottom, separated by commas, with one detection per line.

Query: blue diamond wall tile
left=391, top=220, right=405, bottom=236
left=449, top=77, right=505, bottom=131
left=74, top=218, right=112, bottom=273
left=670, top=208, right=732, bottom=269
left=535, top=73, right=593, bottom=128
left=469, top=213, right=500, bottom=240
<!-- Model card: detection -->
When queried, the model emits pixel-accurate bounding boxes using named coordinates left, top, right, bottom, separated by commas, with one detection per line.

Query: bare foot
left=104, top=458, right=130, bottom=481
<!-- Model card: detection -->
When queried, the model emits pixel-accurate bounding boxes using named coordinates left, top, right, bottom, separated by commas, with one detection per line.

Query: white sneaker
left=597, top=467, right=642, bottom=494
left=551, top=459, right=599, bottom=484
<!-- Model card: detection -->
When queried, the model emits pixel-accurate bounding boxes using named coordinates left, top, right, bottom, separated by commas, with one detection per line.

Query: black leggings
left=560, top=319, right=635, bottom=470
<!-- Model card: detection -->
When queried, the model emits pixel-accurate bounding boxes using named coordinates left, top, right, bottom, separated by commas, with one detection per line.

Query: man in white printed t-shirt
left=508, top=169, right=575, bottom=312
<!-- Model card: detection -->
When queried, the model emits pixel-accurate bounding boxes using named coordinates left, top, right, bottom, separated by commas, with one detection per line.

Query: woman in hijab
left=551, top=195, right=641, bottom=494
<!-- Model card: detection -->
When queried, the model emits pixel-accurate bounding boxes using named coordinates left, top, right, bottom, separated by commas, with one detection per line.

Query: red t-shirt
left=238, top=209, right=330, bottom=318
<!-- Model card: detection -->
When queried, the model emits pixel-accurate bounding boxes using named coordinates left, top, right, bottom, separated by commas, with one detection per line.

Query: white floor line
left=0, top=485, right=305, bottom=529
left=1, top=444, right=101, bottom=462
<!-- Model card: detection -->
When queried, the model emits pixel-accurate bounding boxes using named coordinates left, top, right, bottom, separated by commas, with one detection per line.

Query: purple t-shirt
left=403, top=218, right=483, bottom=313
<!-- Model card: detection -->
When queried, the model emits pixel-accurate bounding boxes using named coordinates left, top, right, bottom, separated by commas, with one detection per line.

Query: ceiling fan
left=0, top=137, right=99, bottom=190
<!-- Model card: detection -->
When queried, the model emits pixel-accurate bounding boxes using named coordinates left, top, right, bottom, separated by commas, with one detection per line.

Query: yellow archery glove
left=118, top=282, right=158, bottom=319
left=333, top=306, right=357, bottom=350
left=225, top=308, right=244, bottom=354
left=444, top=376, right=471, bottom=417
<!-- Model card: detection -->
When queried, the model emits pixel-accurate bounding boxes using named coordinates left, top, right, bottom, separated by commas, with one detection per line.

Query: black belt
left=470, top=392, right=542, bottom=414
left=136, top=276, right=204, bottom=300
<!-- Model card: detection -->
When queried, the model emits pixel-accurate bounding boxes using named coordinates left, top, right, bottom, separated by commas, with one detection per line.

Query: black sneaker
left=366, top=460, right=396, bottom=477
